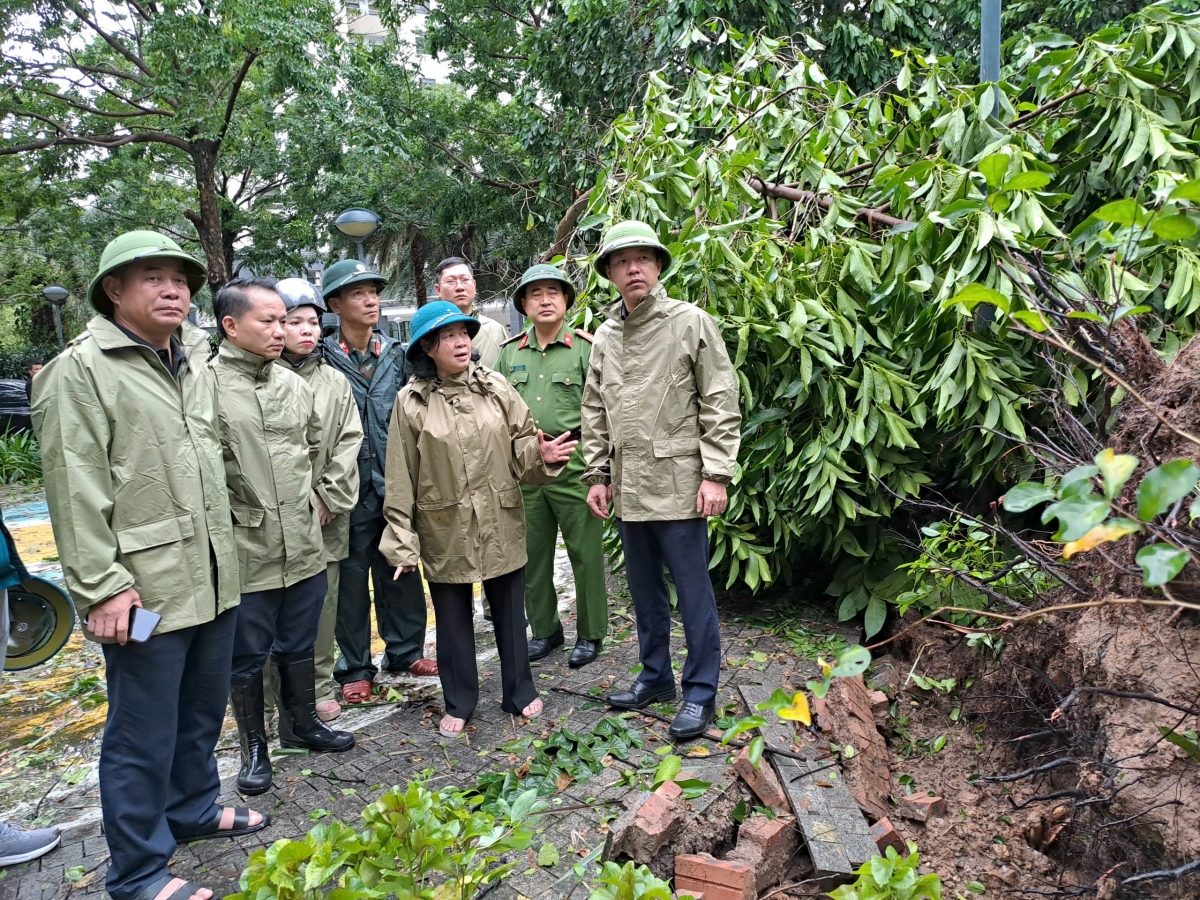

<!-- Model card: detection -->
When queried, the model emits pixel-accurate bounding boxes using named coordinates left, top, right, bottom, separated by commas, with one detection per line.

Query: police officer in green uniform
left=497, top=264, right=607, bottom=668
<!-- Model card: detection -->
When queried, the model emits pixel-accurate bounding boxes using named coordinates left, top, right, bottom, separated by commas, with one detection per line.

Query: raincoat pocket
left=116, top=514, right=196, bottom=598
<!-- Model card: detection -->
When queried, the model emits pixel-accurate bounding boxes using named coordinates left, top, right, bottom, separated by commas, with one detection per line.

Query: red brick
left=896, top=794, right=946, bottom=823
left=604, top=788, right=685, bottom=863
left=813, top=675, right=891, bottom=820
left=732, top=746, right=790, bottom=812
left=868, top=690, right=890, bottom=710
left=869, top=817, right=907, bottom=856
left=655, top=780, right=683, bottom=802
left=729, top=815, right=799, bottom=892
left=675, top=854, right=755, bottom=900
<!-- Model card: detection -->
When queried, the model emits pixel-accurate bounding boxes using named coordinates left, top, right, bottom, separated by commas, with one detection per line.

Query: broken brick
left=675, top=853, right=755, bottom=900
left=603, top=786, right=685, bottom=864
left=813, top=675, right=892, bottom=820
left=869, top=817, right=907, bottom=856
left=727, top=814, right=799, bottom=892
left=868, top=690, right=890, bottom=710
left=896, top=794, right=946, bottom=823
left=655, top=780, right=683, bottom=802
left=732, top=746, right=790, bottom=812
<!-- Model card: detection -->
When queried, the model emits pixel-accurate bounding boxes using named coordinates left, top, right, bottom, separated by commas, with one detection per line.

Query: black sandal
left=174, top=807, right=270, bottom=842
left=133, top=875, right=208, bottom=900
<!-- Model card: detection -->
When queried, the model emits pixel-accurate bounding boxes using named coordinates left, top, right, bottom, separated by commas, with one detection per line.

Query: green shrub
left=0, top=429, right=41, bottom=483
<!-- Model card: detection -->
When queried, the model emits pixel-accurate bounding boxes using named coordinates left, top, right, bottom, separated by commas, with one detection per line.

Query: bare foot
left=217, top=807, right=264, bottom=830
left=152, top=878, right=212, bottom=900
left=440, top=714, right=465, bottom=734
left=522, top=698, right=543, bottom=718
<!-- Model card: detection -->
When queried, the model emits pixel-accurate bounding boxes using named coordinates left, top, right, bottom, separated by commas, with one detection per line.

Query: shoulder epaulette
left=501, top=332, right=525, bottom=346
left=574, top=329, right=594, bottom=343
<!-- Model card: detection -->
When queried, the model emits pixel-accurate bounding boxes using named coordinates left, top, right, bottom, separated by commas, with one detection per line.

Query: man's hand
left=314, top=493, right=333, bottom=527
left=538, top=430, right=579, bottom=466
left=696, top=480, right=728, bottom=518
left=85, top=587, right=142, bottom=644
left=587, top=483, right=613, bottom=519
left=393, top=565, right=418, bottom=580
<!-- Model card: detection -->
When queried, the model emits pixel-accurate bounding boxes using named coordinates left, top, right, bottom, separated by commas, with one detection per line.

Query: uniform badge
left=509, top=364, right=527, bottom=372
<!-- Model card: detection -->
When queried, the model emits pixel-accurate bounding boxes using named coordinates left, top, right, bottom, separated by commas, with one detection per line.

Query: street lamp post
left=981, top=0, right=1001, bottom=119
left=40, top=285, right=69, bottom=349
left=333, top=208, right=381, bottom=263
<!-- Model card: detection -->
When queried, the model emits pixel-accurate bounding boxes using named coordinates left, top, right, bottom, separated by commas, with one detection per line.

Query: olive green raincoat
left=580, top=283, right=741, bottom=521
left=379, top=365, right=563, bottom=583
left=211, top=341, right=325, bottom=592
left=32, top=317, right=241, bottom=638
left=275, top=354, right=363, bottom=562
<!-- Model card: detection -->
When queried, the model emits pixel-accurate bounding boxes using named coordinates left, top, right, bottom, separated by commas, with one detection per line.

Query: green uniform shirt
left=337, top=329, right=384, bottom=381
left=497, top=323, right=592, bottom=475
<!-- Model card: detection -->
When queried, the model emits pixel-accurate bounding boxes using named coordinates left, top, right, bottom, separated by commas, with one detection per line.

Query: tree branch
left=219, top=50, right=259, bottom=143
left=541, top=189, right=593, bottom=262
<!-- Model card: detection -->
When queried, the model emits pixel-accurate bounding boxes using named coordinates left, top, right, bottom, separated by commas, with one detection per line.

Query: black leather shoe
left=568, top=639, right=602, bottom=668
left=275, top=651, right=356, bottom=753
left=669, top=701, right=715, bottom=740
left=527, top=625, right=565, bottom=661
left=229, top=675, right=273, bottom=795
left=606, top=680, right=677, bottom=709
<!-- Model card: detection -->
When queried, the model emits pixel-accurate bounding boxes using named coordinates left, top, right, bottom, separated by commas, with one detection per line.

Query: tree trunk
left=190, top=140, right=230, bottom=288
left=411, top=226, right=429, bottom=306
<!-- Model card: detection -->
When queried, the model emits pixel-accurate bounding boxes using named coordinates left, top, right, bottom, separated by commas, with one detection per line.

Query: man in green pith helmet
left=581, top=220, right=741, bottom=741
left=497, top=264, right=607, bottom=668
left=33, top=230, right=267, bottom=900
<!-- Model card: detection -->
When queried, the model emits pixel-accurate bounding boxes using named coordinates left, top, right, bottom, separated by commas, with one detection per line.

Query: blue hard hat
left=407, top=300, right=481, bottom=361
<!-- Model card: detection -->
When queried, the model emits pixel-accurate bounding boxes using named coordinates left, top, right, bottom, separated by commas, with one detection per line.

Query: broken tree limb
left=541, top=189, right=593, bottom=262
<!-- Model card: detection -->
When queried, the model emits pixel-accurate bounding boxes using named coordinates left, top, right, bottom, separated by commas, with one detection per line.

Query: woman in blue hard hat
left=379, top=301, right=577, bottom=737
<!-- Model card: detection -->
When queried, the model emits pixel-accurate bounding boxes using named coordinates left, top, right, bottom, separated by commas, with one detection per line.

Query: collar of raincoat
left=219, top=339, right=276, bottom=380
left=606, top=281, right=667, bottom=322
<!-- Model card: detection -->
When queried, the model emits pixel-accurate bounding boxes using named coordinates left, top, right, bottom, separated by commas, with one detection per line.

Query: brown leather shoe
left=409, top=658, right=439, bottom=676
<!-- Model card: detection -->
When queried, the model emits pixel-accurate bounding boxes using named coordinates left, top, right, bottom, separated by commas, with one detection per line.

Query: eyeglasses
left=439, top=276, right=474, bottom=286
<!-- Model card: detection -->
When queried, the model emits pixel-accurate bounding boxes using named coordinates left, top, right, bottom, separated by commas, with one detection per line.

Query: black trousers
left=616, top=518, right=722, bottom=706
left=231, top=570, right=327, bottom=679
left=334, top=516, right=428, bottom=683
left=100, top=609, right=236, bottom=900
left=429, top=567, right=537, bottom=720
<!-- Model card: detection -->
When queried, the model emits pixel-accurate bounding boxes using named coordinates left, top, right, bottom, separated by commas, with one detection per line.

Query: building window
left=414, top=4, right=430, bottom=12
left=419, top=77, right=436, bottom=86
left=348, top=0, right=378, bottom=16
left=362, top=33, right=387, bottom=46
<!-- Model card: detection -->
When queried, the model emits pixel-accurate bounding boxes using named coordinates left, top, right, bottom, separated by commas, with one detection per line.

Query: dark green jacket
left=321, top=330, right=409, bottom=524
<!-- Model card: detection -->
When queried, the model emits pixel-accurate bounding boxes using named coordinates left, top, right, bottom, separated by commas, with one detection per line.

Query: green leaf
left=950, top=283, right=1008, bottom=313
left=1095, top=449, right=1138, bottom=501
left=1002, top=482, right=1056, bottom=512
left=1001, top=171, right=1051, bottom=191
left=1011, top=309, right=1048, bottom=331
left=967, top=882, right=987, bottom=894
left=653, top=754, right=682, bottom=786
left=748, top=735, right=765, bottom=768
left=1094, top=198, right=1144, bottom=226
left=1137, top=543, right=1190, bottom=586
left=978, top=154, right=1009, bottom=190
left=64, top=867, right=87, bottom=884
left=831, top=645, right=872, bottom=677
left=1169, top=181, right=1200, bottom=202
left=864, top=594, right=887, bottom=638
left=722, top=716, right=767, bottom=744
left=1136, top=460, right=1200, bottom=520
left=1151, top=214, right=1197, bottom=241
left=537, top=841, right=560, bottom=867
left=1157, top=726, right=1200, bottom=761
left=1046, top=496, right=1110, bottom=541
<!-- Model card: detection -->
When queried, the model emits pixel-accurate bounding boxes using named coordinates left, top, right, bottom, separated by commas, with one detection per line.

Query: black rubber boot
left=229, top=675, right=274, bottom=795
left=275, top=650, right=355, bottom=752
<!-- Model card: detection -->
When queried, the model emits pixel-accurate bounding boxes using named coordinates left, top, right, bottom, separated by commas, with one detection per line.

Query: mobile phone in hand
left=128, top=607, right=162, bottom=643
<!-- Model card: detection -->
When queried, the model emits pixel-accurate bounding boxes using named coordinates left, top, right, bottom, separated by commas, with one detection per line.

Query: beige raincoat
left=580, top=283, right=741, bottom=521
left=211, top=341, right=325, bottom=592
left=379, top=365, right=563, bottom=583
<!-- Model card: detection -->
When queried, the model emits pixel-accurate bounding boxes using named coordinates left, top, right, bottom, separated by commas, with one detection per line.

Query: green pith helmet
left=593, top=220, right=673, bottom=281
left=87, top=230, right=207, bottom=315
left=321, top=259, right=389, bottom=299
left=511, top=263, right=577, bottom=316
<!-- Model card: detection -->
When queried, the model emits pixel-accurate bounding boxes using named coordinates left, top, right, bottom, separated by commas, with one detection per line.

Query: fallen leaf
left=778, top=691, right=812, bottom=725
left=1062, top=521, right=1140, bottom=558
left=685, top=745, right=710, bottom=757
left=555, top=771, right=574, bottom=792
